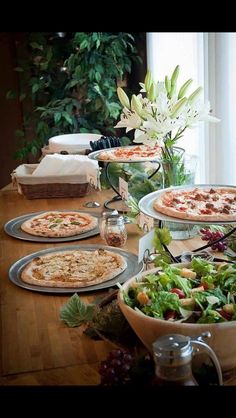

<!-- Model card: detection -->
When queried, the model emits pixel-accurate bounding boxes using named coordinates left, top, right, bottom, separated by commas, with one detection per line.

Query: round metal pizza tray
left=4, top=210, right=100, bottom=243
left=139, top=184, right=236, bottom=225
left=88, top=147, right=161, bottom=163
left=8, top=244, right=144, bottom=294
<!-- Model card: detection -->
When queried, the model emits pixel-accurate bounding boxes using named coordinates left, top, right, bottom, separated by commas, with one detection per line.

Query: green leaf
left=153, top=227, right=172, bottom=252
left=30, top=42, right=43, bottom=50
left=31, top=146, right=38, bottom=156
left=154, top=253, right=172, bottom=266
left=62, top=112, right=73, bottom=125
left=60, top=294, right=95, bottom=327
left=95, top=71, right=101, bottom=82
left=54, top=112, right=62, bottom=124
left=80, top=39, right=88, bottom=49
left=32, top=84, right=40, bottom=94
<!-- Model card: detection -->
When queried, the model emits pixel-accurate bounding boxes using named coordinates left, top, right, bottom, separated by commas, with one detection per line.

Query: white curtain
left=146, top=32, right=236, bottom=185
left=206, top=33, right=236, bottom=185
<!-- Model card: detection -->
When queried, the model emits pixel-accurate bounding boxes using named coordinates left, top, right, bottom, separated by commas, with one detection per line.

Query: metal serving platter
left=139, top=184, right=236, bottom=225
left=88, top=147, right=162, bottom=163
left=8, top=244, right=144, bottom=294
left=4, top=210, right=100, bottom=243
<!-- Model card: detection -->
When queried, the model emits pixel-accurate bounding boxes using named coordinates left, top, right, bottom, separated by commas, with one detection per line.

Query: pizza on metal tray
left=153, top=186, right=236, bottom=222
left=21, top=211, right=98, bottom=237
left=98, top=144, right=162, bottom=161
left=21, top=248, right=127, bottom=288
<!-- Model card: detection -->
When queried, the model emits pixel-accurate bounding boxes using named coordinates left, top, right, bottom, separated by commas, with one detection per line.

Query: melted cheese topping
left=164, top=188, right=236, bottom=215
left=30, top=250, right=122, bottom=282
left=30, top=212, right=91, bottom=235
left=99, top=145, right=161, bottom=160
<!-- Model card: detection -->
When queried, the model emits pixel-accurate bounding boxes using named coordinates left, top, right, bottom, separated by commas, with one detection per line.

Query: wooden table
left=0, top=185, right=235, bottom=386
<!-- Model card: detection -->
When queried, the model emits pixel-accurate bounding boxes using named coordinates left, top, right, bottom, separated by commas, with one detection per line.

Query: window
left=146, top=32, right=204, bottom=183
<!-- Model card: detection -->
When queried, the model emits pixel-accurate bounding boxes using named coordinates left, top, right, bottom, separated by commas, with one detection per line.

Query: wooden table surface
left=0, top=184, right=235, bottom=386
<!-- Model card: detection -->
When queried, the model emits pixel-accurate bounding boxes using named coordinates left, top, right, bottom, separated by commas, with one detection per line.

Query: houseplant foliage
left=7, top=32, right=141, bottom=160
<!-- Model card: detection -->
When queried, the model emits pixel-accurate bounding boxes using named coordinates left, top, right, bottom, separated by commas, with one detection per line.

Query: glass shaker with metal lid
left=99, top=210, right=118, bottom=240
left=104, top=215, right=127, bottom=247
left=152, top=332, right=223, bottom=386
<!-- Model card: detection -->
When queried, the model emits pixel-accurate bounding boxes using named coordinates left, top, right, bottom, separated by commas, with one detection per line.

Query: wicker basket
left=11, top=164, right=93, bottom=199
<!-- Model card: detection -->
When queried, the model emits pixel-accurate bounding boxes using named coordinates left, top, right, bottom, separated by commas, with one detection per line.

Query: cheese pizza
left=98, top=144, right=162, bottom=161
left=21, top=211, right=98, bottom=237
left=153, top=186, right=236, bottom=222
left=21, top=248, right=127, bottom=288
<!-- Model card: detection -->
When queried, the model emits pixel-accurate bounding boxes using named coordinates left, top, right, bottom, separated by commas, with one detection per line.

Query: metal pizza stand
left=88, top=147, right=161, bottom=211
left=138, top=184, right=236, bottom=263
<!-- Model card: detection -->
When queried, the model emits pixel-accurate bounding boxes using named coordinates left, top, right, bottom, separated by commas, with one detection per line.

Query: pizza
left=153, top=186, right=236, bottom=222
left=98, top=144, right=162, bottom=161
left=21, top=248, right=127, bottom=288
left=20, top=211, right=98, bottom=237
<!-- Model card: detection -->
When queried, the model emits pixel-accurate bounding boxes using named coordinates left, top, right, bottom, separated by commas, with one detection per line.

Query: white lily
left=134, top=129, right=162, bottom=146
left=181, top=100, right=220, bottom=128
left=114, top=67, right=220, bottom=147
left=114, top=108, right=142, bottom=132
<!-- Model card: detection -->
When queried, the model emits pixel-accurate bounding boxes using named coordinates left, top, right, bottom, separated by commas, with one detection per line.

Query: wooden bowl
left=118, top=264, right=236, bottom=371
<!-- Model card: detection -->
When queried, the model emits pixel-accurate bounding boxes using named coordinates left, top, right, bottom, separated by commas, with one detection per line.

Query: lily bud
left=165, top=76, right=171, bottom=94
left=117, top=87, right=130, bottom=109
left=171, top=65, right=180, bottom=87
left=147, top=83, right=156, bottom=102
left=131, top=95, right=143, bottom=116
left=178, top=79, right=193, bottom=99
left=144, top=70, right=153, bottom=93
left=170, top=97, right=187, bottom=118
left=188, top=87, right=203, bottom=104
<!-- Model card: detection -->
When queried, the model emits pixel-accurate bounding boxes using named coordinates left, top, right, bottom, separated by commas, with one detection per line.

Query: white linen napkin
left=33, top=154, right=99, bottom=176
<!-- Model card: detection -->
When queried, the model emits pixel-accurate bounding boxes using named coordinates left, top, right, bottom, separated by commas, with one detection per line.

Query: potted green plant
left=7, top=32, right=142, bottom=161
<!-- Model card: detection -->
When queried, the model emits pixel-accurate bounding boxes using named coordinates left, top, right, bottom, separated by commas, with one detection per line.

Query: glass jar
left=152, top=334, right=197, bottom=386
left=151, top=333, right=223, bottom=386
left=104, top=216, right=127, bottom=247
left=99, top=210, right=118, bottom=240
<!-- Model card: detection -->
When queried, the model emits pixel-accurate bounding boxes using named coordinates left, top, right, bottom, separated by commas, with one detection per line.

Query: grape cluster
left=99, top=348, right=135, bottom=386
left=200, top=228, right=227, bottom=252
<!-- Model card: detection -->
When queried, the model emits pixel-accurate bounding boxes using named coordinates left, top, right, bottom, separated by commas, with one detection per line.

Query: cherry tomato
left=164, top=310, right=177, bottom=320
left=170, top=288, right=185, bottom=299
left=202, top=282, right=209, bottom=290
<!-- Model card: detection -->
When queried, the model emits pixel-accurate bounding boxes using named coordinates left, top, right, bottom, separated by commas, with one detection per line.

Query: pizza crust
left=153, top=187, right=236, bottom=222
left=98, top=145, right=161, bottom=162
left=21, top=211, right=98, bottom=237
left=21, top=249, right=127, bottom=288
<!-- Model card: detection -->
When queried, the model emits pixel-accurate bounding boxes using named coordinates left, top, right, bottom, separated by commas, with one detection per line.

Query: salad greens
left=123, top=258, right=236, bottom=324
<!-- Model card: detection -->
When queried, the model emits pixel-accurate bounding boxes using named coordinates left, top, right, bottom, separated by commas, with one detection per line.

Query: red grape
left=99, top=348, right=135, bottom=385
left=200, top=229, right=227, bottom=252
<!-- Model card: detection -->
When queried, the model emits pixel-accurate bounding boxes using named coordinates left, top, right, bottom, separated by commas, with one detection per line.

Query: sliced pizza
left=21, top=211, right=98, bottom=237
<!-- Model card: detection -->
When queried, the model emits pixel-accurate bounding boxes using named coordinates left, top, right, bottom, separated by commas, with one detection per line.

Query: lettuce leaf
left=191, top=258, right=216, bottom=276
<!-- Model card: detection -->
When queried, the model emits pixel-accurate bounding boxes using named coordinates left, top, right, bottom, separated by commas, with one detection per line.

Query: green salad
left=122, top=258, right=236, bottom=324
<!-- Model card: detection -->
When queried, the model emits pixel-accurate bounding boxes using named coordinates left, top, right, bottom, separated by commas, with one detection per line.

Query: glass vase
left=161, top=152, right=199, bottom=240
